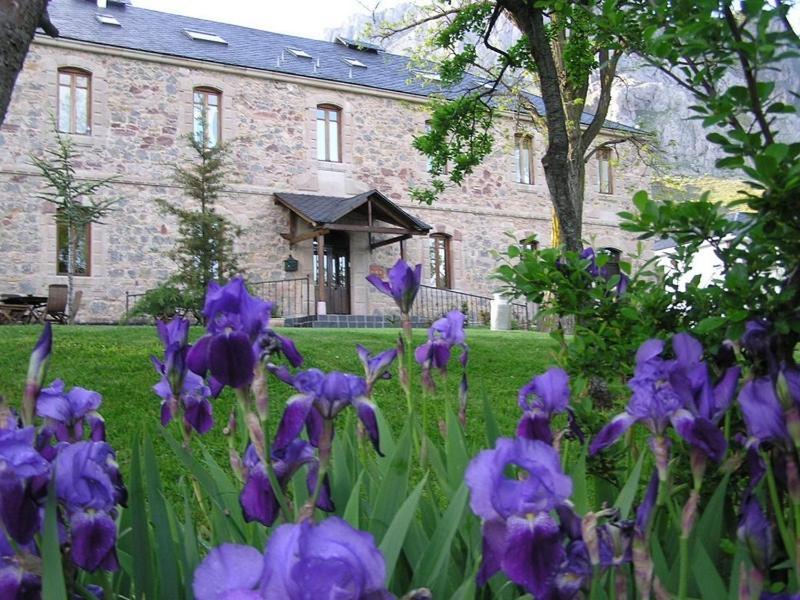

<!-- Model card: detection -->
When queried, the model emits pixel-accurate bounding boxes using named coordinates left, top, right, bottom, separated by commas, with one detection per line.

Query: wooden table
left=0, top=295, right=47, bottom=324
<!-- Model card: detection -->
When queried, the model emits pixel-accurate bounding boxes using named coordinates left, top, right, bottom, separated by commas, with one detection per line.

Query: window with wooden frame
left=56, top=209, right=91, bottom=276
left=598, top=147, right=614, bottom=194
left=193, top=87, right=222, bottom=148
left=519, top=234, right=539, bottom=252
left=316, top=104, right=341, bottom=162
left=428, top=233, right=451, bottom=289
left=57, top=68, right=91, bottom=135
left=514, top=134, right=534, bottom=184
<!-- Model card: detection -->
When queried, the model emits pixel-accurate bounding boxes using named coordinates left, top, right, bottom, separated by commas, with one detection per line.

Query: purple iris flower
left=260, top=330, right=304, bottom=368
left=193, top=543, right=265, bottom=600
left=273, top=368, right=382, bottom=455
left=187, top=277, right=273, bottom=390
left=156, top=317, right=190, bottom=387
left=738, top=377, right=790, bottom=444
left=0, top=426, right=50, bottom=544
left=356, top=344, right=397, bottom=391
left=516, top=367, right=570, bottom=444
left=465, top=437, right=572, bottom=595
left=35, top=380, right=105, bottom=443
left=415, top=310, right=468, bottom=374
left=580, top=247, right=599, bottom=277
left=366, top=259, right=421, bottom=315
left=590, top=335, right=728, bottom=462
left=152, top=360, right=214, bottom=435
left=239, top=440, right=332, bottom=526
left=741, top=319, right=777, bottom=376
left=260, top=517, right=393, bottom=599
left=54, top=441, right=126, bottom=572
left=23, top=323, right=52, bottom=424
left=0, top=557, right=41, bottom=600
left=738, top=496, right=772, bottom=573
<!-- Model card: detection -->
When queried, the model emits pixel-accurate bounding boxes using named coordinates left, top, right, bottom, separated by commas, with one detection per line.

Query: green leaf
left=42, top=479, right=67, bottom=600
left=567, top=446, right=588, bottom=515
left=379, top=475, right=427, bottom=584
left=446, top=408, right=470, bottom=487
left=613, top=451, right=645, bottom=519
left=412, top=482, right=469, bottom=594
left=129, top=431, right=156, bottom=600
left=369, top=421, right=412, bottom=540
left=693, top=473, right=730, bottom=564
left=182, top=481, right=199, bottom=600
left=691, top=541, right=728, bottom=599
left=343, top=471, right=364, bottom=529
left=143, top=431, right=182, bottom=600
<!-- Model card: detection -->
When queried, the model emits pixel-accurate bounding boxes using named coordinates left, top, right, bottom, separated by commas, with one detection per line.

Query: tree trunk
left=66, top=223, right=76, bottom=324
left=502, top=0, right=584, bottom=251
left=0, top=0, right=56, bottom=127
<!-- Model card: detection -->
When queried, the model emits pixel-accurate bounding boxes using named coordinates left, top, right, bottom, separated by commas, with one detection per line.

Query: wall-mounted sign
left=284, top=256, right=299, bottom=272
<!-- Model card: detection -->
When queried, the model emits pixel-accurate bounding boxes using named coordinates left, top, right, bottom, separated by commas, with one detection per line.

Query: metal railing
left=412, top=285, right=533, bottom=330
left=125, top=276, right=312, bottom=320
left=249, top=276, right=311, bottom=318
left=124, top=291, right=147, bottom=316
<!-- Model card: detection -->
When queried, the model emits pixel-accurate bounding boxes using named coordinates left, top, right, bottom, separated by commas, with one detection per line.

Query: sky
left=131, top=0, right=799, bottom=41
left=130, top=0, right=410, bottom=40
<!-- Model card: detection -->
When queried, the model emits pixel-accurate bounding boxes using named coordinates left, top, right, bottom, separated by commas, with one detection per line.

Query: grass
left=0, top=324, right=558, bottom=501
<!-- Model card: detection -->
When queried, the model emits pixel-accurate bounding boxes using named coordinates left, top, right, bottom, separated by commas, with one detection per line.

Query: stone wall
left=0, top=39, right=652, bottom=322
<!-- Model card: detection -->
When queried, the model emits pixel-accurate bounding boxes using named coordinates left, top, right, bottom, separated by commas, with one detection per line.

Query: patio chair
left=42, top=284, right=68, bottom=324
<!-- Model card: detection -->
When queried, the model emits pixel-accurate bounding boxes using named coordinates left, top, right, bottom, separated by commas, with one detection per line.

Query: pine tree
left=154, top=127, right=241, bottom=315
left=31, top=127, right=118, bottom=322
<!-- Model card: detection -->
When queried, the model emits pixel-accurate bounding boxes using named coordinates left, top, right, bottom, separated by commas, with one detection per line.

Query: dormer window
left=287, top=48, right=312, bottom=59
left=184, top=29, right=227, bottom=45
left=598, top=147, right=613, bottom=194
left=95, top=14, right=121, bottom=26
left=342, top=58, right=367, bottom=68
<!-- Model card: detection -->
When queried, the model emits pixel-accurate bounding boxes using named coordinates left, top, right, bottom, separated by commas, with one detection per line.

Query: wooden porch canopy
left=274, top=189, right=431, bottom=250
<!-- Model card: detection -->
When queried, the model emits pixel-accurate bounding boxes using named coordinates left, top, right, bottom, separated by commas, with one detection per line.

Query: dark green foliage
left=128, top=283, right=200, bottom=322
left=151, top=133, right=242, bottom=315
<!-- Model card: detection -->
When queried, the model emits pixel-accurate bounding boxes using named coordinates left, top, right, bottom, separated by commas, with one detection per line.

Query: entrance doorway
left=313, top=232, right=350, bottom=314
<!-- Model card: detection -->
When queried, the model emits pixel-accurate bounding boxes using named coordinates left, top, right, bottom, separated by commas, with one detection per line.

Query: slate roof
left=45, top=0, right=641, bottom=135
left=274, top=190, right=431, bottom=232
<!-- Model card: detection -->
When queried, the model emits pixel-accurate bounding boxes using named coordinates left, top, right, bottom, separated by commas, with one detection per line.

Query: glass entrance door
left=313, top=232, right=350, bottom=314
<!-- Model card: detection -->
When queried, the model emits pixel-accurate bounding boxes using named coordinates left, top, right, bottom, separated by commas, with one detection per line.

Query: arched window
left=428, top=233, right=452, bottom=289
left=316, top=104, right=341, bottom=162
left=57, top=68, right=91, bottom=135
left=514, top=134, right=534, bottom=184
left=193, top=87, right=222, bottom=147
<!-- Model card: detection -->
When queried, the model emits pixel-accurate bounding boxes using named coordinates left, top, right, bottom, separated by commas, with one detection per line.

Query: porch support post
left=316, top=232, right=326, bottom=315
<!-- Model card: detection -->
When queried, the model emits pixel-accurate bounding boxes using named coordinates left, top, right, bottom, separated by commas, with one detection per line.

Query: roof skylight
left=287, top=48, right=312, bottom=58
left=343, top=58, right=367, bottom=68
left=184, top=29, right=228, bottom=44
left=96, top=14, right=121, bottom=26
left=417, top=71, right=442, bottom=82
left=335, top=36, right=381, bottom=53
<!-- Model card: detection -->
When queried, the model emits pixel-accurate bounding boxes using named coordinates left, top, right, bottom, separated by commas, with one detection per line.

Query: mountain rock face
left=328, top=4, right=800, bottom=177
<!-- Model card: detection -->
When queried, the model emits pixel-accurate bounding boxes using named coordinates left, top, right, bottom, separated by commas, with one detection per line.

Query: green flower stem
left=678, top=534, right=689, bottom=600
left=763, top=450, right=799, bottom=583
left=301, top=419, right=334, bottom=522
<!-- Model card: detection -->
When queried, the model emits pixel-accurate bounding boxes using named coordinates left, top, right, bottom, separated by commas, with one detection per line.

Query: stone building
left=0, top=0, right=651, bottom=324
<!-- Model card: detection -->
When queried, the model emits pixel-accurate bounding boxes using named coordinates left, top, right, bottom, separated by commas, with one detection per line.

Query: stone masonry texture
left=0, top=40, right=652, bottom=323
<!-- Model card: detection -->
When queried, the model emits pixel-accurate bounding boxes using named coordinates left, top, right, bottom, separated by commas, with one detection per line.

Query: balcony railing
left=412, top=285, right=533, bottom=330
left=249, top=276, right=312, bottom=318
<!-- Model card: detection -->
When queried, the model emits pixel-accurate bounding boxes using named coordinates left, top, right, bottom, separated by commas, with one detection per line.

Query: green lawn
left=0, top=324, right=558, bottom=501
